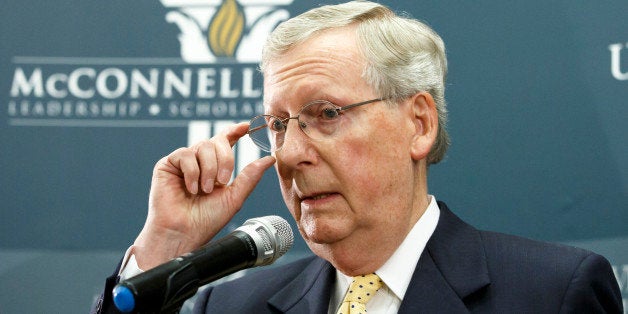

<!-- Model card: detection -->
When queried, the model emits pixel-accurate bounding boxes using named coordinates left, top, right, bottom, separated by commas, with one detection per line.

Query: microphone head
left=237, top=215, right=294, bottom=266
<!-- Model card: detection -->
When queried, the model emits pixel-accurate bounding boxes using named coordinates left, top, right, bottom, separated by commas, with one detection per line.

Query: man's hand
left=132, top=122, right=275, bottom=270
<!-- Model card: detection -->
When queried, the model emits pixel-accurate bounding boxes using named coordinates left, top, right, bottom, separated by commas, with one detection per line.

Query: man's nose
left=276, top=118, right=316, bottom=167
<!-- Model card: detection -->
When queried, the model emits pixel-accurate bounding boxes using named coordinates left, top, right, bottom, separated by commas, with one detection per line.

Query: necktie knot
left=337, top=273, right=383, bottom=314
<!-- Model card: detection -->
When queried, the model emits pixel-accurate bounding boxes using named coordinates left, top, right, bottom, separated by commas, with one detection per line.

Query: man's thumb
left=228, top=156, right=276, bottom=206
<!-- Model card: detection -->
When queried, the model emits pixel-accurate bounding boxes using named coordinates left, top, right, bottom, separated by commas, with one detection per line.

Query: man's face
left=263, top=26, right=425, bottom=271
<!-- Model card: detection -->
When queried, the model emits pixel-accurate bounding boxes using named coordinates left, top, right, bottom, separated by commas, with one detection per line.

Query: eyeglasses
left=247, top=98, right=386, bottom=152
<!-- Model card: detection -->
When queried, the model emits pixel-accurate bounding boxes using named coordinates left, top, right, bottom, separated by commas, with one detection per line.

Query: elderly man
left=94, top=1, right=622, bottom=313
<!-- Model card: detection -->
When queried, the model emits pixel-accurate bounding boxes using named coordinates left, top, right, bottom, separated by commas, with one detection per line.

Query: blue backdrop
left=1, top=1, right=626, bottom=312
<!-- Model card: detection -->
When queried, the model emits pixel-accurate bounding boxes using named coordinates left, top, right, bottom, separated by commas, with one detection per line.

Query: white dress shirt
left=328, top=195, right=440, bottom=314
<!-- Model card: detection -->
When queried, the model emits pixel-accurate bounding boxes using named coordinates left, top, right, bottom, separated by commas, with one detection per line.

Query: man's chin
left=299, top=220, right=353, bottom=246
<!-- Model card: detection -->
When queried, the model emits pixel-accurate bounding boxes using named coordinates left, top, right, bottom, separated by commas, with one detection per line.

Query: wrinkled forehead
left=261, top=27, right=370, bottom=114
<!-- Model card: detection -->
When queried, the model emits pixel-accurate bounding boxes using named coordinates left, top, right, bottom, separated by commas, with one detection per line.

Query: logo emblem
left=161, top=0, right=292, bottom=63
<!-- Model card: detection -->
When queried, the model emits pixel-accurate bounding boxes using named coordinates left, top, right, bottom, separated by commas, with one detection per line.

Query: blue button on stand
left=113, top=285, right=135, bottom=313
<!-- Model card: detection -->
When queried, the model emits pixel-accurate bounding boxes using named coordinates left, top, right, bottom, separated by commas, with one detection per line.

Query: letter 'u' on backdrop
left=0, top=0, right=626, bottom=312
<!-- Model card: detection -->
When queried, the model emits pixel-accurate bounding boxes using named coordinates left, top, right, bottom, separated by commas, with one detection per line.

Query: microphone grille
left=242, top=215, right=294, bottom=265
left=262, top=215, right=294, bottom=256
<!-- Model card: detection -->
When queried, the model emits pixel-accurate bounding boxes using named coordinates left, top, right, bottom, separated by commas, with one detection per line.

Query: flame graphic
left=208, top=0, right=245, bottom=58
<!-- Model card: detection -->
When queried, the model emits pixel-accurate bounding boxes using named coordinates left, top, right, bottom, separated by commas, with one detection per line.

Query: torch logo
left=161, top=0, right=292, bottom=63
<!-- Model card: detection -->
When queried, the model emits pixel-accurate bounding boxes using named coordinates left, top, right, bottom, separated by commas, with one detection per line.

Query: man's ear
left=409, top=92, right=438, bottom=161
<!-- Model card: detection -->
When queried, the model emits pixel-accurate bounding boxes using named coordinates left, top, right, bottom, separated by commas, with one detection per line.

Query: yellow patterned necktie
left=336, top=273, right=383, bottom=314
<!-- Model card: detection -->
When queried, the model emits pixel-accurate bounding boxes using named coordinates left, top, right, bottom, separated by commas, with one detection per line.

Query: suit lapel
left=267, top=257, right=335, bottom=313
left=399, top=202, right=490, bottom=313
left=398, top=249, right=470, bottom=313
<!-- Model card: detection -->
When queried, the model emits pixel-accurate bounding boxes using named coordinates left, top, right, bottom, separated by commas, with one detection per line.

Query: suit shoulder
left=477, top=230, right=621, bottom=312
left=479, top=230, right=595, bottom=263
left=477, top=230, right=613, bottom=292
left=193, top=255, right=328, bottom=313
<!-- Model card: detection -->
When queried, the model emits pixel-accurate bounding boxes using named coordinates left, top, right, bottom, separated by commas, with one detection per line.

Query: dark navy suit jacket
left=94, top=202, right=622, bottom=313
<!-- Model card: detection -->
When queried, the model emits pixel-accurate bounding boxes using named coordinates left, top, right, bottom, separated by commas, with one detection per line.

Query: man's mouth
left=309, top=193, right=332, bottom=200
left=300, top=192, right=338, bottom=203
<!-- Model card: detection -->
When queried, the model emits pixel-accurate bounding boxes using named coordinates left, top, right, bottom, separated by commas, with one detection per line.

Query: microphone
left=112, top=215, right=294, bottom=313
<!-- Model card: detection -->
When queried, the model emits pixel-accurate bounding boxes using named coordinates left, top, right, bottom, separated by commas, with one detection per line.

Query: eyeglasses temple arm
left=338, top=98, right=386, bottom=112
left=248, top=124, right=267, bottom=134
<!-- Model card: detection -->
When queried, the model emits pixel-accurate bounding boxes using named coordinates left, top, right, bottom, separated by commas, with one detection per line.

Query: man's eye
left=269, top=118, right=286, bottom=132
left=320, top=107, right=339, bottom=120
